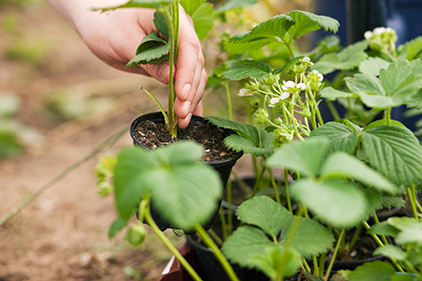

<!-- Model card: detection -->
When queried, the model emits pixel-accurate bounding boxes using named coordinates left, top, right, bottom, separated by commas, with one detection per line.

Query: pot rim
left=129, top=111, right=243, bottom=165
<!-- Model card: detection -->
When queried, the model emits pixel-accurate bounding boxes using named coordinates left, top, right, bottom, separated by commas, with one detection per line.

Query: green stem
left=141, top=86, right=169, bottom=126
left=195, top=224, right=240, bottom=281
left=324, top=229, right=345, bottom=281
left=165, top=3, right=178, bottom=137
left=407, top=186, right=419, bottom=219
left=207, top=229, right=223, bottom=247
left=250, top=166, right=266, bottom=198
left=348, top=223, right=362, bottom=252
left=325, top=100, right=340, bottom=121
left=372, top=213, right=389, bottom=245
left=144, top=199, right=202, bottom=281
left=219, top=205, right=228, bottom=241
left=284, top=169, right=293, bottom=214
left=268, top=168, right=281, bottom=205
left=384, top=107, right=391, bottom=125
left=224, top=81, right=233, bottom=120
left=227, top=178, right=233, bottom=236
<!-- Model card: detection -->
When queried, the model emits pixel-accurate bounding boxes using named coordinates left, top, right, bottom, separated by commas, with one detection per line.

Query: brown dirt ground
left=0, top=1, right=307, bottom=280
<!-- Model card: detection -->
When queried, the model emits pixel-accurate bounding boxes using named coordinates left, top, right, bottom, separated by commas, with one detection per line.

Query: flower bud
left=255, top=108, right=269, bottom=124
left=125, top=224, right=147, bottom=247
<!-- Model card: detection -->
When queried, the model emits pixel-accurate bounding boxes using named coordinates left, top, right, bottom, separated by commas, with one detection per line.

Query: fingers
left=173, top=6, right=207, bottom=128
left=176, top=69, right=207, bottom=129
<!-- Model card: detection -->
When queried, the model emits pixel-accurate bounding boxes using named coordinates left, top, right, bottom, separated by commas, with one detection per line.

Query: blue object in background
left=312, top=0, right=422, bottom=131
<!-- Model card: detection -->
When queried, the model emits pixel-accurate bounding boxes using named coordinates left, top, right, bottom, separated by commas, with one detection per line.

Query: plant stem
left=348, top=223, right=363, bottom=252
left=0, top=125, right=128, bottom=227
left=372, top=213, right=389, bottom=245
left=144, top=199, right=202, bottom=281
left=268, top=168, right=281, bottom=205
left=165, top=3, right=178, bottom=137
left=384, top=107, right=391, bottom=125
left=207, top=229, right=223, bottom=247
left=407, top=186, right=419, bottom=219
left=324, top=229, right=345, bottom=281
left=325, top=100, right=340, bottom=121
left=219, top=205, right=228, bottom=241
left=227, top=178, right=233, bottom=236
left=195, top=224, right=240, bottom=281
left=224, top=81, right=233, bottom=120
left=141, top=86, right=169, bottom=125
left=284, top=169, right=293, bottom=214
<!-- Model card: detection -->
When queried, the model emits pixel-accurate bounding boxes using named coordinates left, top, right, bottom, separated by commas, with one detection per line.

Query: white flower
left=364, top=31, right=373, bottom=40
left=297, top=83, right=306, bottom=90
left=300, top=57, right=311, bottom=63
left=373, top=27, right=386, bottom=36
left=280, top=92, right=290, bottom=100
left=269, top=97, right=280, bottom=107
left=309, top=70, right=324, bottom=82
left=237, top=88, right=253, bottom=97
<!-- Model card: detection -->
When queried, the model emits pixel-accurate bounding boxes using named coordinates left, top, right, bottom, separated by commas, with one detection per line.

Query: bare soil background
left=0, top=1, right=307, bottom=280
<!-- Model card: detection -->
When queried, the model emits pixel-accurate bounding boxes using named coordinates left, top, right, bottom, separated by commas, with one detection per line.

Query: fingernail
left=182, top=101, right=191, bottom=115
left=184, top=113, right=192, bottom=124
left=181, top=84, right=191, bottom=100
left=158, top=65, right=169, bottom=81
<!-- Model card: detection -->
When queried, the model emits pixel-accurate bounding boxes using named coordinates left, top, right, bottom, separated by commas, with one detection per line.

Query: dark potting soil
left=133, top=119, right=239, bottom=162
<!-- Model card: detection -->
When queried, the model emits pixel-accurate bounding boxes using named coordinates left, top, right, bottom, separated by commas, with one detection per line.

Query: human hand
left=45, top=0, right=206, bottom=128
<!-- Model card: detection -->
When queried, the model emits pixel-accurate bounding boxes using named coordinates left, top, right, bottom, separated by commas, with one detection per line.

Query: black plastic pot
left=130, top=112, right=243, bottom=232
left=186, top=211, right=269, bottom=281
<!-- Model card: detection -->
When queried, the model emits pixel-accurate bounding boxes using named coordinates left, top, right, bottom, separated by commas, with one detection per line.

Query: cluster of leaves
left=0, top=94, right=24, bottom=158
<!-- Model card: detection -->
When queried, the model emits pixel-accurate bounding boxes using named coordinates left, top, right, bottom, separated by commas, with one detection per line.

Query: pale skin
left=45, top=0, right=206, bottom=129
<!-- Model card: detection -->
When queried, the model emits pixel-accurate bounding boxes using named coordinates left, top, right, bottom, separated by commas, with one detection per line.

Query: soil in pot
left=131, top=112, right=239, bottom=162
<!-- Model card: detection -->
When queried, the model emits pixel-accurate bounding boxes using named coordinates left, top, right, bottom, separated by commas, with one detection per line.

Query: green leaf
left=313, top=40, right=369, bottom=74
left=114, top=142, right=223, bottom=230
left=93, top=0, right=172, bottom=11
left=222, top=226, right=277, bottom=268
left=220, top=60, right=272, bottom=81
left=250, top=247, right=302, bottom=279
left=402, top=36, right=422, bottom=61
left=236, top=196, right=291, bottom=238
left=347, top=261, right=396, bottom=281
left=291, top=178, right=368, bottom=228
left=361, top=125, right=422, bottom=186
left=380, top=60, right=422, bottom=103
left=320, top=151, right=396, bottom=193
left=345, top=73, right=385, bottom=96
left=272, top=56, right=304, bottom=75
left=227, top=14, right=295, bottom=46
left=127, top=30, right=170, bottom=66
left=282, top=216, right=335, bottom=259
left=191, top=2, right=214, bottom=40
left=359, top=57, right=391, bottom=76
left=266, top=137, right=330, bottom=178
left=363, top=119, right=406, bottom=131
left=286, top=10, right=339, bottom=40
left=224, top=130, right=275, bottom=156
left=153, top=11, right=170, bottom=39
left=303, top=272, right=324, bottom=281
left=214, top=0, right=257, bottom=15
left=319, top=87, right=354, bottom=101
left=368, top=221, right=400, bottom=237
left=206, top=116, right=260, bottom=145
left=224, top=39, right=276, bottom=55
left=109, top=216, right=129, bottom=239
left=114, top=147, right=159, bottom=220
left=373, top=245, right=407, bottom=261
left=386, top=217, right=422, bottom=246
left=380, top=195, right=406, bottom=209
left=310, top=122, right=359, bottom=155
left=180, top=0, right=206, bottom=16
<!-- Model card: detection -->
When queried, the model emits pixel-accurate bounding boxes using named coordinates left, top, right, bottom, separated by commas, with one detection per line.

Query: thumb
left=138, top=62, right=172, bottom=85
